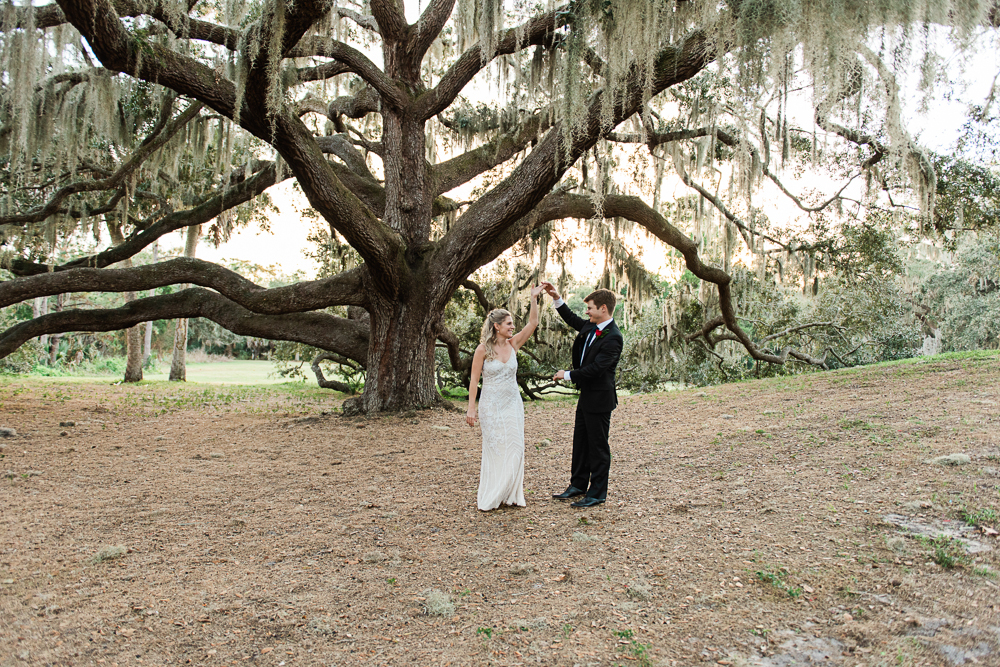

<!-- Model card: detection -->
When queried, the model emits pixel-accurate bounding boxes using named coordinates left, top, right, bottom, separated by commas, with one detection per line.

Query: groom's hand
left=553, top=370, right=566, bottom=380
left=540, top=281, right=560, bottom=300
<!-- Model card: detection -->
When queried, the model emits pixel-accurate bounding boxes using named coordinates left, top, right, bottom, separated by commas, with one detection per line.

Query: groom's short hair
left=585, top=289, right=617, bottom=315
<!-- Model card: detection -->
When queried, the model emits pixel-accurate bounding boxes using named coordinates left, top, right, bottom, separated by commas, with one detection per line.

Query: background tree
left=168, top=223, right=202, bottom=381
left=1, top=0, right=997, bottom=411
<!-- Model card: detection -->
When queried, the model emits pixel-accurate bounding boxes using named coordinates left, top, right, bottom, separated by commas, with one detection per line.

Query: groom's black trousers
left=571, top=409, right=612, bottom=499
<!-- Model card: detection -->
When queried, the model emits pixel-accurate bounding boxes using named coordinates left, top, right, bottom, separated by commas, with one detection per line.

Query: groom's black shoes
left=552, top=486, right=586, bottom=500
left=571, top=497, right=605, bottom=508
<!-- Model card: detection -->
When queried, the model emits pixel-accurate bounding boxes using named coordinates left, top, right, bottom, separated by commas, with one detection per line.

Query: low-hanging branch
left=0, top=258, right=369, bottom=313
left=494, top=191, right=836, bottom=369
left=310, top=352, right=359, bottom=394
left=611, top=124, right=878, bottom=232
left=0, top=288, right=371, bottom=363
left=436, top=326, right=471, bottom=373
left=459, top=279, right=494, bottom=312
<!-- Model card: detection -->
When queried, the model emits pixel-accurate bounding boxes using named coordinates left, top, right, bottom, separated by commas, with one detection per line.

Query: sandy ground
left=1, top=353, right=999, bottom=667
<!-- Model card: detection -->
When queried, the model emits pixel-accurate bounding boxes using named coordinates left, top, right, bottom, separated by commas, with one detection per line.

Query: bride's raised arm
left=511, top=285, right=544, bottom=351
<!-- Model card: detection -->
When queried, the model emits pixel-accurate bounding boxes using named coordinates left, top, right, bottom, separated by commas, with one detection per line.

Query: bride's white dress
left=477, top=353, right=525, bottom=510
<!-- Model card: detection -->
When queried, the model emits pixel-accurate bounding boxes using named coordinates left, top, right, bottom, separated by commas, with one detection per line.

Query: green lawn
left=25, top=360, right=301, bottom=386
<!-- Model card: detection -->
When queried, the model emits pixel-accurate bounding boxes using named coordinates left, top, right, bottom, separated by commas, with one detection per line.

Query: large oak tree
left=1, top=0, right=996, bottom=411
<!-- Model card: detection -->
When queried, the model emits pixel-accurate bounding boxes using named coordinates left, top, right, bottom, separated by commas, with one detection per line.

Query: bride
left=466, top=285, right=544, bottom=511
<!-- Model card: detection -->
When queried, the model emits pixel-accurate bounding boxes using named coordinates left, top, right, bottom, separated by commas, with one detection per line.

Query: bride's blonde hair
left=480, top=309, right=511, bottom=360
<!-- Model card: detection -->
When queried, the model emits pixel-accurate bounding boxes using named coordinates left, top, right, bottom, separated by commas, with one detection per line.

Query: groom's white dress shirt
left=552, top=297, right=613, bottom=382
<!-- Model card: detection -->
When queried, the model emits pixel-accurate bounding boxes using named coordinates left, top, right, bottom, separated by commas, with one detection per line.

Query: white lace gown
left=477, top=354, right=526, bottom=510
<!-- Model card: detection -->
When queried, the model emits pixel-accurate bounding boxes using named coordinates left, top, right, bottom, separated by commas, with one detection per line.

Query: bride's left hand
left=530, top=284, right=544, bottom=298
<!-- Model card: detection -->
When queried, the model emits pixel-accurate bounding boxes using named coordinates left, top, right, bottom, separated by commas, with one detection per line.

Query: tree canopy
left=1, top=0, right=998, bottom=411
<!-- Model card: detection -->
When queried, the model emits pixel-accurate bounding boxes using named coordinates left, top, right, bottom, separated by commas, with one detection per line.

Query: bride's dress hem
left=477, top=501, right=526, bottom=512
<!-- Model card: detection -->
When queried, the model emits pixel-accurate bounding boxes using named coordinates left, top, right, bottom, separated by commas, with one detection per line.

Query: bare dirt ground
left=2, top=353, right=999, bottom=667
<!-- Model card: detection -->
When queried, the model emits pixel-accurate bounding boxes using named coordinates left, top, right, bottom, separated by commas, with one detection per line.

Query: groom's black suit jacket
left=557, top=303, right=623, bottom=413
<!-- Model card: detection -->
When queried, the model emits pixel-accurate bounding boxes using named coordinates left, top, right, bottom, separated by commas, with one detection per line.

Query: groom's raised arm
left=541, top=282, right=587, bottom=332
left=554, top=301, right=588, bottom=332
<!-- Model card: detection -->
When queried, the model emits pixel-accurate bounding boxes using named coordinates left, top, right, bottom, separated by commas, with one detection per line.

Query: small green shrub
left=754, top=567, right=802, bottom=598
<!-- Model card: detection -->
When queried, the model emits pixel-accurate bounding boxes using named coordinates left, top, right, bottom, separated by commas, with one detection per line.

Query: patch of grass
left=959, top=507, right=998, bottom=527
left=920, top=536, right=969, bottom=569
left=475, top=627, right=494, bottom=639
left=613, top=630, right=652, bottom=667
left=754, top=566, right=803, bottom=598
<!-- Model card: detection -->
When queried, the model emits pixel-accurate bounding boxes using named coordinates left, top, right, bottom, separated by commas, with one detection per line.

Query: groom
left=541, top=283, right=623, bottom=508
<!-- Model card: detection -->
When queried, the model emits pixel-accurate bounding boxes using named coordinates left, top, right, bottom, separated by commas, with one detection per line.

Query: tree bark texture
left=344, top=284, right=445, bottom=413
left=169, top=318, right=187, bottom=382
left=124, top=319, right=144, bottom=382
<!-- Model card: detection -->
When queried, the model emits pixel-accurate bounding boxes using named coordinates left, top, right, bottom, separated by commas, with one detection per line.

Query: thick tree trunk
left=344, top=290, right=443, bottom=414
left=170, top=225, right=201, bottom=381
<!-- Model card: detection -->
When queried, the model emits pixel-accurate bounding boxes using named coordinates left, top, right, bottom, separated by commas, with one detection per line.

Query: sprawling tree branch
left=416, top=8, right=569, bottom=121
left=411, top=0, right=457, bottom=64
left=439, top=27, right=716, bottom=282
left=481, top=190, right=835, bottom=368
left=295, top=60, right=353, bottom=83
left=431, top=112, right=553, bottom=196
left=289, top=37, right=404, bottom=107
left=324, top=86, right=384, bottom=120
left=56, top=0, right=407, bottom=284
left=436, top=325, right=471, bottom=373
left=310, top=352, right=359, bottom=393
left=0, top=259, right=368, bottom=312
left=459, top=279, right=493, bottom=312
left=333, top=6, right=380, bottom=33
left=0, top=288, right=370, bottom=363
left=7, top=162, right=282, bottom=276
left=369, top=0, right=408, bottom=42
